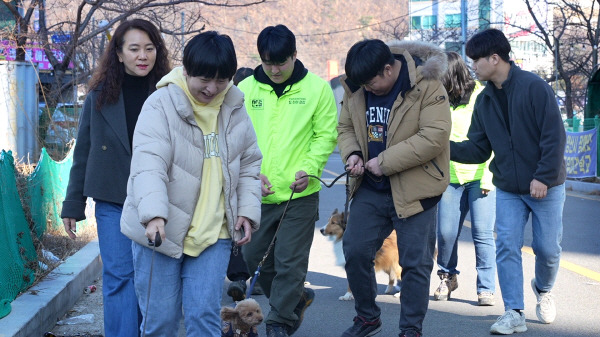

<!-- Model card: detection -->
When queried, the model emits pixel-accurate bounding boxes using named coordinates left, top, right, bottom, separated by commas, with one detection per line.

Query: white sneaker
left=531, top=278, right=556, bottom=323
left=490, top=310, right=527, bottom=335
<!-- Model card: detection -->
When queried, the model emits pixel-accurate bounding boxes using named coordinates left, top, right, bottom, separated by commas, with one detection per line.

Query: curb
left=565, top=179, right=600, bottom=195
left=0, top=240, right=102, bottom=337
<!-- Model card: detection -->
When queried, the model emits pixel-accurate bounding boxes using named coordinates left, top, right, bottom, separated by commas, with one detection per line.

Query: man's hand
left=145, top=217, right=166, bottom=243
left=260, top=174, right=275, bottom=197
left=63, top=218, right=77, bottom=239
left=365, top=157, right=383, bottom=176
left=530, top=179, right=548, bottom=199
left=234, top=216, right=252, bottom=245
left=290, top=170, right=309, bottom=193
left=346, top=154, right=364, bottom=177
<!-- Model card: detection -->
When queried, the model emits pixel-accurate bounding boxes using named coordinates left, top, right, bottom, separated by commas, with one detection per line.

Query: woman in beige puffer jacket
left=120, top=31, right=262, bottom=336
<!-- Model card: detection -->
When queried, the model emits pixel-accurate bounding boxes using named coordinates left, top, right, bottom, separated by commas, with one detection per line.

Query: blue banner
left=564, top=129, right=597, bottom=178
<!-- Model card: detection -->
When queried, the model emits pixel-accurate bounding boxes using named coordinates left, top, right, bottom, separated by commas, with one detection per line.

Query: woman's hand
left=62, top=218, right=77, bottom=239
left=145, top=217, right=166, bottom=244
left=234, top=216, right=252, bottom=245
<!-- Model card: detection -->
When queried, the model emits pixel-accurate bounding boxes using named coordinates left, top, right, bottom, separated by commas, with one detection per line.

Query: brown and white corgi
left=320, top=209, right=402, bottom=301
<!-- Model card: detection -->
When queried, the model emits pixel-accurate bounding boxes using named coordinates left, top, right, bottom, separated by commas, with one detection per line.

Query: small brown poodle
left=221, top=298, right=264, bottom=337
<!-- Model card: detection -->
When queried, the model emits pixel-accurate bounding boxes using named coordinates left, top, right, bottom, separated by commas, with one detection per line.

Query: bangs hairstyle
left=344, top=39, right=395, bottom=86
left=183, top=31, right=237, bottom=80
left=442, top=51, right=475, bottom=107
left=88, top=18, right=170, bottom=109
left=466, top=28, right=511, bottom=62
left=257, top=24, right=296, bottom=63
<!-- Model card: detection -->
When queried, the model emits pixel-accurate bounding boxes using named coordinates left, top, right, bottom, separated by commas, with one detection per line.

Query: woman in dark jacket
left=61, top=19, right=170, bottom=336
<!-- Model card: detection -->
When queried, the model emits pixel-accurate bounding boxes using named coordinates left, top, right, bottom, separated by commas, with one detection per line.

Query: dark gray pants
left=243, top=192, right=319, bottom=327
left=343, top=186, right=436, bottom=333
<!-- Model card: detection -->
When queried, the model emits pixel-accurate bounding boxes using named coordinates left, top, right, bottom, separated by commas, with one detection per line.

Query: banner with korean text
left=564, top=129, right=597, bottom=178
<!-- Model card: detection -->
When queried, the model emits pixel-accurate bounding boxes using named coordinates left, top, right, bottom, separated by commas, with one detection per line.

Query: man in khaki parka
left=337, top=39, right=451, bottom=337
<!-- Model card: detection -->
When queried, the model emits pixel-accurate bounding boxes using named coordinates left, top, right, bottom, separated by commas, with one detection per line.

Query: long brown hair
left=441, top=51, right=476, bottom=109
left=88, top=19, right=170, bottom=109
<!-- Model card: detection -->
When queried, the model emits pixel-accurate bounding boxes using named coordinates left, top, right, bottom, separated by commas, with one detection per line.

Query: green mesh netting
left=0, top=150, right=37, bottom=319
left=27, top=146, right=88, bottom=237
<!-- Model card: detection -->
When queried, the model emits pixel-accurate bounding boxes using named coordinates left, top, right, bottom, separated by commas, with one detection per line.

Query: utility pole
left=461, top=0, right=467, bottom=60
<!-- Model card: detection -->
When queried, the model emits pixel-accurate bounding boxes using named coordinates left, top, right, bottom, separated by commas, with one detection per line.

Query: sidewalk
left=565, top=178, right=600, bottom=195
left=0, top=240, right=102, bottom=337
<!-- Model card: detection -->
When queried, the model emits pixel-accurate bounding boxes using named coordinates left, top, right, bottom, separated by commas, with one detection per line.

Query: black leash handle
left=246, top=168, right=351, bottom=298
left=148, top=231, right=162, bottom=247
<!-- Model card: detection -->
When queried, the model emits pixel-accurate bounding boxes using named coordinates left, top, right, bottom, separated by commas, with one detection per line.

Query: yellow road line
left=521, top=246, right=600, bottom=282
left=323, top=168, right=341, bottom=176
left=325, top=168, right=600, bottom=281
left=566, top=190, right=600, bottom=201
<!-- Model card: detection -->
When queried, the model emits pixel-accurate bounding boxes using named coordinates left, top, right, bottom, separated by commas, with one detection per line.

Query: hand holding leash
left=290, top=170, right=309, bottom=192
left=145, top=217, right=165, bottom=245
left=148, top=231, right=162, bottom=247
left=346, top=154, right=364, bottom=177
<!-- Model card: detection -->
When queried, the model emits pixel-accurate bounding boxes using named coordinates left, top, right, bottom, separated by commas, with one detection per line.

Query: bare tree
left=522, top=0, right=600, bottom=118
left=0, top=0, right=266, bottom=107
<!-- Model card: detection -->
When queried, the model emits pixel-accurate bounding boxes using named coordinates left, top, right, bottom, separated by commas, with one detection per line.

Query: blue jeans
left=495, top=184, right=565, bottom=311
left=132, top=239, right=230, bottom=336
left=343, top=187, right=436, bottom=333
left=95, top=200, right=141, bottom=337
left=436, top=181, right=496, bottom=294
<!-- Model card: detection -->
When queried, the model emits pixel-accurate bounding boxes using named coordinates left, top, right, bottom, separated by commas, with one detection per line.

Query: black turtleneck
left=253, top=59, right=308, bottom=97
left=122, top=73, right=150, bottom=147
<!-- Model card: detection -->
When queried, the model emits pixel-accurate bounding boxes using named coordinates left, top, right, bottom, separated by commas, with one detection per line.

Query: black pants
left=343, top=186, right=437, bottom=333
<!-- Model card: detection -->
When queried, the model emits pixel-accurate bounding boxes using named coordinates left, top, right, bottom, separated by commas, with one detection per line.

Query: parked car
left=44, top=103, right=82, bottom=152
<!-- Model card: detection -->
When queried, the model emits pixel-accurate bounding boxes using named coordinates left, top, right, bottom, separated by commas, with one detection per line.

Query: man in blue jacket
left=450, top=29, right=566, bottom=335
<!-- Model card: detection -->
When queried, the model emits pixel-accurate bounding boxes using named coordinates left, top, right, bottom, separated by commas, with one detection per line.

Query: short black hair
left=233, top=67, right=253, bottom=86
left=344, top=39, right=395, bottom=86
left=257, top=24, right=296, bottom=63
left=466, top=28, right=511, bottom=62
left=183, top=31, right=237, bottom=79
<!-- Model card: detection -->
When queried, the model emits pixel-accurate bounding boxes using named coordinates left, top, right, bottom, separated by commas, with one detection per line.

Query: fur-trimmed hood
left=340, top=40, right=447, bottom=95
left=387, top=40, right=447, bottom=81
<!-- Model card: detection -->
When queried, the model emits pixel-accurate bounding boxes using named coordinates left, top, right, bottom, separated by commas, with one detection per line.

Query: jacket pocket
left=421, top=159, right=445, bottom=180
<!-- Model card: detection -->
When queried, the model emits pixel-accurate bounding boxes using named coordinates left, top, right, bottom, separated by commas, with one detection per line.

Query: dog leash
left=245, top=169, right=350, bottom=298
left=142, top=232, right=162, bottom=337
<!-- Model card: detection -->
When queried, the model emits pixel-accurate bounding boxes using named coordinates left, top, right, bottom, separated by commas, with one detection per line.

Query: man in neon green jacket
left=238, top=24, right=338, bottom=337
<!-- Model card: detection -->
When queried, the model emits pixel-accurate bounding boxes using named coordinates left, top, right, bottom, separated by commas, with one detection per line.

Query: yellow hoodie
left=157, top=67, right=233, bottom=257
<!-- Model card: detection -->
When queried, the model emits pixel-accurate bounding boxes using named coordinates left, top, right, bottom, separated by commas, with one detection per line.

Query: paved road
left=51, top=152, right=600, bottom=337
left=236, top=152, right=600, bottom=337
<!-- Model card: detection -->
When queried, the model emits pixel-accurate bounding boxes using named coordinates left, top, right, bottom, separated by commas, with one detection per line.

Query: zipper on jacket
left=486, top=89, right=521, bottom=193
left=222, top=107, right=235, bottom=235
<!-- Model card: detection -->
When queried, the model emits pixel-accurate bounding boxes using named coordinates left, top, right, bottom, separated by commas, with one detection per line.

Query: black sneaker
left=288, top=287, right=315, bottom=335
left=227, top=280, right=247, bottom=301
left=341, top=316, right=382, bottom=337
left=399, top=329, right=421, bottom=337
left=266, top=323, right=290, bottom=337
